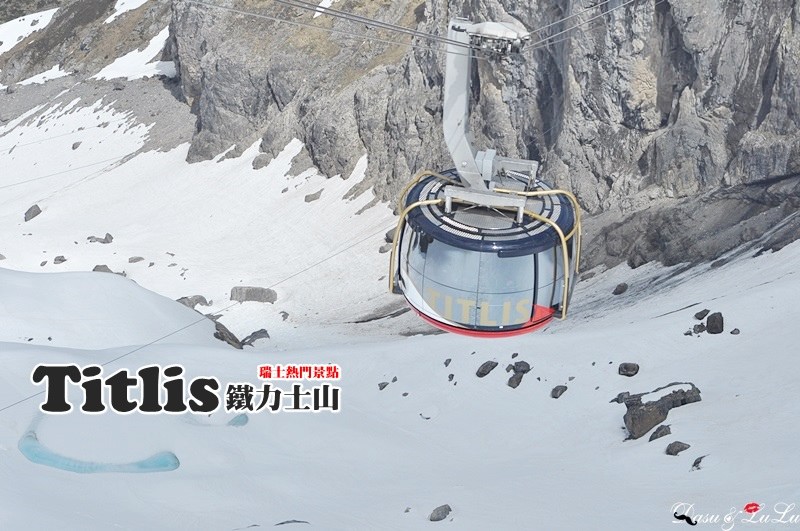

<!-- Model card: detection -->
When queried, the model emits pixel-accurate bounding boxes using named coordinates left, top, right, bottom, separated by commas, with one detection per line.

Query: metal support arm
left=442, top=19, right=530, bottom=191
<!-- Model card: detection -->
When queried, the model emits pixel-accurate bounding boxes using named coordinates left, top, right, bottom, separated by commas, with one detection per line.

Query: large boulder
left=706, top=312, right=724, bottom=334
left=230, top=286, right=277, bottom=304
left=618, top=383, right=702, bottom=439
left=429, top=505, right=452, bottom=522
left=24, top=204, right=41, bottom=221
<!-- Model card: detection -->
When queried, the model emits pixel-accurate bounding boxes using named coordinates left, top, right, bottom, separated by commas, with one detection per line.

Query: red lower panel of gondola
left=408, top=302, right=556, bottom=338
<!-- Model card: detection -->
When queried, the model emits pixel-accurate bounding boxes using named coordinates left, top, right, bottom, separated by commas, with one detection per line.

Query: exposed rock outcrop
left=616, top=382, right=702, bottom=440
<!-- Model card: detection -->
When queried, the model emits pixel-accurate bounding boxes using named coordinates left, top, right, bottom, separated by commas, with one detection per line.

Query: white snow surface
left=0, top=241, right=799, bottom=529
left=313, top=0, right=340, bottom=18
left=1, top=44, right=800, bottom=530
left=104, top=0, right=151, bottom=24
left=18, top=64, right=71, bottom=85
left=92, top=27, right=176, bottom=80
left=0, top=8, right=58, bottom=58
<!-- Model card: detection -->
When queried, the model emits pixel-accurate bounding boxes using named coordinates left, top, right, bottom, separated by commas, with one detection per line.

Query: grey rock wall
left=4, top=0, right=797, bottom=270
left=169, top=0, right=799, bottom=268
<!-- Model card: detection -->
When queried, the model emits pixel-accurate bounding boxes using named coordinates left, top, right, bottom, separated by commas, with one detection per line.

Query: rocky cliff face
left=170, top=0, right=799, bottom=268
left=4, top=0, right=797, bottom=269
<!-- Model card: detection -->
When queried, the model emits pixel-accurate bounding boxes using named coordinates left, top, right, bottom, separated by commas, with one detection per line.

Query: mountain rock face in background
left=0, top=0, right=170, bottom=82
left=2, top=0, right=798, bottom=269
left=169, top=0, right=800, bottom=268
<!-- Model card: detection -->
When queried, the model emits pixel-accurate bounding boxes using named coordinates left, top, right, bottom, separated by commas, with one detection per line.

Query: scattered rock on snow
left=476, top=361, right=498, bottom=377
left=231, top=286, right=277, bottom=303
left=649, top=424, right=671, bottom=442
left=513, top=361, right=531, bottom=374
left=92, top=265, right=113, bottom=273
left=241, top=328, right=270, bottom=346
left=448, top=374, right=454, bottom=382
left=211, top=318, right=243, bottom=349
left=618, top=363, right=639, bottom=377
left=378, top=243, right=392, bottom=254
left=612, top=282, right=628, bottom=295
left=274, top=519, right=310, bottom=526
left=384, top=229, right=395, bottom=243
left=694, top=309, right=711, bottom=320
left=508, top=372, right=524, bottom=389
left=693, top=323, right=706, bottom=334
left=40, top=261, right=47, bottom=267
left=280, top=311, right=290, bottom=321
left=551, top=385, right=568, bottom=399
left=54, top=255, right=66, bottom=264
left=71, top=141, right=82, bottom=150
left=378, top=382, right=389, bottom=391
left=706, top=312, right=724, bottom=334
left=730, top=328, right=740, bottom=335
left=128, top=256, right=145, bottom=263
left=176, top=295, right=210, bottom=309
left=0, top=254, right=6, bottom=260
left=511, top=352, right=518, bottom=359
left=429, top=504, right=452, bottom=522
left=24, top=204, right=42, bottom=222
left=391, top=376, right=397, bottom=383
left=87, top=233, right=113, bottom=244
left=304, top=189, right=323, bottom=203
left=444, top=358, right=451, bottom=367
left=666, top=441, right=691, bottom=456
left=691, top=455, right=708, bottom=470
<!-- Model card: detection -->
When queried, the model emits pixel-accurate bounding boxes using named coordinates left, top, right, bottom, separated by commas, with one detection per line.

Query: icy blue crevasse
left=18, top=430, right=180, bottom=473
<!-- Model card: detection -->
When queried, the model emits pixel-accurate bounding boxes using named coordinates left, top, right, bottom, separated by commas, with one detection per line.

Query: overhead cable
left=272, top=0, right=475, bottom=50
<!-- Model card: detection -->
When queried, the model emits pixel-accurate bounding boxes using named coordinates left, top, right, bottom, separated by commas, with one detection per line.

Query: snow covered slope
left=0, top=241, right=798, bottom=530
left=0, top=88, right=400, bottom=348
left=0, top=268, right=218, bottom=349
left=0, top=8, right=58, bottom=57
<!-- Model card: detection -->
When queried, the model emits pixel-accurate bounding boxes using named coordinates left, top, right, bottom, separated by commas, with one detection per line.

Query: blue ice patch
left=227, top=413, right=249, bottom=427
left=18, top=430, right=179, bottom=473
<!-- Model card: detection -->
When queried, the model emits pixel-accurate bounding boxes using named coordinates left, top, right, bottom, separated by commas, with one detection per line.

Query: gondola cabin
left=388, top=18, right=582, bottom=336
left=390, top=169, right=580, bottom=337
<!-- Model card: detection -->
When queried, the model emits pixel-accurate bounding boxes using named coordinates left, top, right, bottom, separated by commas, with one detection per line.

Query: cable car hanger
left=389, top=18, right=582, bottom=337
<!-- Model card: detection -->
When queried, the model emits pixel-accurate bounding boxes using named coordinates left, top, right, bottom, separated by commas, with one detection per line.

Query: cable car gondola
left=388, top=18, right=581, bottom=337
